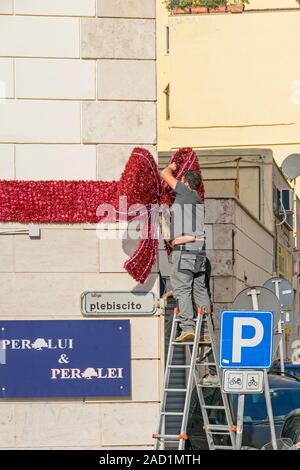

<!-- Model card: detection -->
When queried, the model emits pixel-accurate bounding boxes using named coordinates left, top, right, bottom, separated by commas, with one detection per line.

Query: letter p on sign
left=220, top=311, right=273, bottom=369
left=232, top=317, right=264, bottom=363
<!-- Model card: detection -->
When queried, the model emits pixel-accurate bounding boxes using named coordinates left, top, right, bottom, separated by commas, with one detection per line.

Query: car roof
left=268, top=373, right=300, bottom=389
left=285, top=363, right=300, bottom=369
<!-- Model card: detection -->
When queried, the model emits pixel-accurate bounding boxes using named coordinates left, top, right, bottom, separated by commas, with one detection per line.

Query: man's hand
left=168, top=162, right=177, bottom=172
left=163, top=290, right=173, bottom=299
left=161, top=162, right=178, bottom=190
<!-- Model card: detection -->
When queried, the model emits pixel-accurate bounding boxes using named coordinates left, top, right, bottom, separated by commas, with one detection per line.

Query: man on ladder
left=161, top=162, right=218, bottom=385
left=153, top=163, right=236, bottom=451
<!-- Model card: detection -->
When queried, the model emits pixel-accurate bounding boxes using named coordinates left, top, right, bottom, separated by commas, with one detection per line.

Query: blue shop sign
left=0, top=320, right=131, bottom=399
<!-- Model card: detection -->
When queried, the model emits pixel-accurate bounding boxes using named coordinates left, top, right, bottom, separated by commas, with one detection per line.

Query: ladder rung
left=168, top=365, right=191, bottom=369
left=206, top=424, right=231, bottom=431
left=214, top=445, right=234, bottom=450
left=198, top=383, right=220, bottom=388
left=203, top=405, right=225, bottom=410
left=165, top=388, right=187, bottom=392
left=208, top=431, right=230, bottom=435
left=174, top=318, right=209, bottom=324
left=196, top=362, right=216, bottom=366
left=161, top=412, right=184, bottom=416
left=171, top=342, right=194, bottom=346
left=153, top=434, right=180, bottom=440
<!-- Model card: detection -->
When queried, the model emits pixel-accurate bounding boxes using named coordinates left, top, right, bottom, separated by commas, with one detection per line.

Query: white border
left=219, top=310, right=274, bottom=369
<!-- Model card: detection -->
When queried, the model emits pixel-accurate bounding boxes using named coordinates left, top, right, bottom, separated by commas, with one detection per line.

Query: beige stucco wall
left=0, top=1, right=159, bottom=450
left=157, top=2, right=300, bottom=194
left=245, top=0, right=299, bottom=9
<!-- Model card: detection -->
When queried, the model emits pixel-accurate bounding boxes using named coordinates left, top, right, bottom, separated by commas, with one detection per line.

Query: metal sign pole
left=248, top=288, right=278, bottom=450
left=236, top=394, right=245, bottom=450
left=249, top=287, right=259, bottom=311
left=233, top=288, right=260, bottom=450
left=234, top=288, right=261, bottom=450
left=263, top=369, right=277, bottom=449
left=272, top=280, right=285, bottom=374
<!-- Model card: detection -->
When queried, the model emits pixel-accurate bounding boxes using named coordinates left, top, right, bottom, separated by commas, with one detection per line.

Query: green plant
left=192, top=0, right=207, bottom=6
left=177, top=0, right=192, bottom=7
left=164, top=0, right=250, bottom=11
left=163, top=0, right=192, bottom=11
left=227, top=0, right=249, bottom=5
left=163, top=0, right=177, bottom=11
left=205, top=0, right=227, bottom=8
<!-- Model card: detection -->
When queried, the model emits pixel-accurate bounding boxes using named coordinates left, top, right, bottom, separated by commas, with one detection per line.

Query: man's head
left=182, top=170, right=201, bottom=191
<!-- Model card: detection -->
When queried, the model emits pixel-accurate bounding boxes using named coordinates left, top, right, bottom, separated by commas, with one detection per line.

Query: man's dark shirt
left=170, top=181, right=205, bottom=248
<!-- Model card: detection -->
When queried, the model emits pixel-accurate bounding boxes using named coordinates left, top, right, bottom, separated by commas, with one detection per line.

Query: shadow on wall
left=122, top=234, right=157, bottom=292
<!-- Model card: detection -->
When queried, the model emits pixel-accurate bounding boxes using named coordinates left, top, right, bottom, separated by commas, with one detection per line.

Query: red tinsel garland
left=0, top=147, right=204, bottom=283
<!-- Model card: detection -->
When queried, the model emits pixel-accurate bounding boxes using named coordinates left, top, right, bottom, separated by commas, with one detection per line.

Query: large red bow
left=0, top=147, right=204, bottom=283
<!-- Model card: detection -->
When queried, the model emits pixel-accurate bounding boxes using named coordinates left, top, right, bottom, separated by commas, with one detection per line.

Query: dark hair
left=183, top=170, right=201, bottom=191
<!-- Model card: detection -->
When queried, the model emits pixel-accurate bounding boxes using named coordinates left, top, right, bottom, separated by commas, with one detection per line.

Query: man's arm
left=161, top=163, right=178, bottom=190
left=171, top=235, right=196, bottom=246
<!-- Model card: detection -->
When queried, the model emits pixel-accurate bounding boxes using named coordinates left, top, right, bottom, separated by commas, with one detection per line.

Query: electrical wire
left=276, top=195, right=287, bottom=227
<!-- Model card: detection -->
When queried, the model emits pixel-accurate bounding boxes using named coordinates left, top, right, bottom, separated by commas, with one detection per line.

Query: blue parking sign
left=220, top=311, right=273, bottom=369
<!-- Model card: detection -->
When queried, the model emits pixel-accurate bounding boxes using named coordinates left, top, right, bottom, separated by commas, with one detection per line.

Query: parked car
left=281, top=409, right=300, bottom=446
left=187, top=373, right=300, bottom=450
left=271, top=361, right=300, bottom=380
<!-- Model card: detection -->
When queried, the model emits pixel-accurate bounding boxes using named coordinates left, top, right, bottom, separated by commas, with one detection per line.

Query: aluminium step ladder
left=152, top=307, right=237, bottom=450
left=192, top=313, right=237, bottom=450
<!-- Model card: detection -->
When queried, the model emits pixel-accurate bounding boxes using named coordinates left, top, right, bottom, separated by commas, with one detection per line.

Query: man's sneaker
left=175, top=331, right=195, bottom=343
left=202, top=374, right=219, bottom=386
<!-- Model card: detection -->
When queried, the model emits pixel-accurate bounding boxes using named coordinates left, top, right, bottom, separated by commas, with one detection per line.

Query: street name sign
left=81, top=291, right=156, bottom=316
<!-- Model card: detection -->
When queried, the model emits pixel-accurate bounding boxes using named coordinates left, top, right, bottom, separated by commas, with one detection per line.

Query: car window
left=232, top=388, right=300, bottom=423
left=269, top=389, right=300, bottom=420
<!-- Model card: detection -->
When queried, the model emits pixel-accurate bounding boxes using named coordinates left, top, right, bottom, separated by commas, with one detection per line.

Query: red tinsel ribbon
left=0, top=147, right=204, bottom=283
